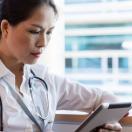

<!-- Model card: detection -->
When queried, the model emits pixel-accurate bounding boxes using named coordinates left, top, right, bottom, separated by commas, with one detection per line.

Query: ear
left=1, top=19, right=10, bottom=39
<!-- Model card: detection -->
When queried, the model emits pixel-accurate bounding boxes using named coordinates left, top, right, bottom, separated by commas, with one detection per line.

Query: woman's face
left=1, top=5, right=56, bottom=64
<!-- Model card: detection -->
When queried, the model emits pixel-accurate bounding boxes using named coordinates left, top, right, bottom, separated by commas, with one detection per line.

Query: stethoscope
left=0, top=69, right=49, bottom=131
left=29, top=69, right=49, bottom=121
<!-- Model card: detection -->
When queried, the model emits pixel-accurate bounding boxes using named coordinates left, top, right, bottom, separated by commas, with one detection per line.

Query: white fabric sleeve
left=52, top=75, right=119, bottom=113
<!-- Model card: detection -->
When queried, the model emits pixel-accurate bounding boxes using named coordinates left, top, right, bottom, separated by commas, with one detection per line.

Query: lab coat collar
left=0, top=60, right=32, bottom=91
left=0, top=59, right=13, bottom=78
left=0, top=59, right=30, bottom=81
left=23, top=64, right=31, bottom=79
left=0, top=59, right=48, bottom=81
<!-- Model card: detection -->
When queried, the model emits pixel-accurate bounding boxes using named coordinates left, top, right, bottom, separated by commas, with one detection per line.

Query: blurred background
left=39, top=0, right=132, bottom=101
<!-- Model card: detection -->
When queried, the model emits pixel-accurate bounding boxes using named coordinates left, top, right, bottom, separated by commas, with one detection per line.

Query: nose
left=37, top=33, right=47, bottom=48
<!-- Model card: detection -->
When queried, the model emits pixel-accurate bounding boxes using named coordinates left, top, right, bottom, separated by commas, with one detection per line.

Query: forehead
left=20, top=4, right=56, bottom=29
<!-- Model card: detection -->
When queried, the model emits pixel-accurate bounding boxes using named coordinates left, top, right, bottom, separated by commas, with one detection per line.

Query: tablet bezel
left=75, top=102, right=132, bottom=132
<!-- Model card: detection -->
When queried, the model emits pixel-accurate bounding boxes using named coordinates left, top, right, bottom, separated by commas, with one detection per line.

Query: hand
left=91, top=122, right=122, bottom=132
left=98, top=122, right=122, bottom=132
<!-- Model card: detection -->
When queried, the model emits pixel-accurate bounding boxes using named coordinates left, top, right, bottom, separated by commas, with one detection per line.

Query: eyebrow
left=31, top=24, right=44, bottom=30
left=31, top=24, right=55, bottom=31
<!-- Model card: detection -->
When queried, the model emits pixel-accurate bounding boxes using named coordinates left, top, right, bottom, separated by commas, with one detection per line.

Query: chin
left=24, top=59, right=38, bottom=65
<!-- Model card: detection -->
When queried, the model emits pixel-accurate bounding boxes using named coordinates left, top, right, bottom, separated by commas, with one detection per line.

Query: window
left=64, top=0, right=132, bottom=101
left=65, top=0, right=131, bottom=4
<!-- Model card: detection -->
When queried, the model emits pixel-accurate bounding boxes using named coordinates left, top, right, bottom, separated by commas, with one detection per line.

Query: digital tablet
left=75, top=102, right=132, bottom=132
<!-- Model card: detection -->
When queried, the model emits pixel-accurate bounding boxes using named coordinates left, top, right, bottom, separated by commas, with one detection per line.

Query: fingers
left=91, top=122, right=122, bottom=132
left=104, top=122, right=122, bottom=131
left=98, top=128, right=120, bottom=132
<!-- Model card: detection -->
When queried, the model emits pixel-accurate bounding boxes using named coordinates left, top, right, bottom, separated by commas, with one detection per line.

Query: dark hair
left=0, top=0, right=58, bottom=34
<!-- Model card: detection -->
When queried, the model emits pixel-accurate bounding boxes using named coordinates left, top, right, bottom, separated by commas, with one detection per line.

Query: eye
left=28, top=30, right=41, bottom=34
left=46, top=31, right=52, bottom=35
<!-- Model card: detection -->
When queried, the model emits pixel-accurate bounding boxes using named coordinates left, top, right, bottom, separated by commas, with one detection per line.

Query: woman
left=0, top=0, right=122, bottom=131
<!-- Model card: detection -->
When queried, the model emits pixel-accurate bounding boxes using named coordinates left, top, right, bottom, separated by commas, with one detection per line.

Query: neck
left=0, top=50, right=24, bottom=74
left=0, top=53, right=24, bottom=89
left=0, top=41, right=24, bottom=89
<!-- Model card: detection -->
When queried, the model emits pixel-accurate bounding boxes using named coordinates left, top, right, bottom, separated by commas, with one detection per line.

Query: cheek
left=10, top=34, right=36, bottom=52
left=47, top=35, right=51, bottom=41
left=13, top=37, right=30, bottom=53
left=46, top=35, right=51, bottom=46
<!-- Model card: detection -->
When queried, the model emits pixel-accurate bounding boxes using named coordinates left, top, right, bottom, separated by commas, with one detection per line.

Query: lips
left=31, top=52, right=41, bottom=57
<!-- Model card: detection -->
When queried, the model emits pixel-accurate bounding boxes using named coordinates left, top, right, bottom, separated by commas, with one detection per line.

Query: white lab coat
left=0, top=60, right=119, bottom=132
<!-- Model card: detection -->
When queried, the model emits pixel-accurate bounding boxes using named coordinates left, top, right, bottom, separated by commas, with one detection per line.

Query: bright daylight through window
left=64, top=0, right=132, bottom=101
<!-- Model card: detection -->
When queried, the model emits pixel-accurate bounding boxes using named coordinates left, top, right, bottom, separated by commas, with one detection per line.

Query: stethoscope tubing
left=29, top=69, right=49, bottom=120
left=0, top=69, right=49, bottom=131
